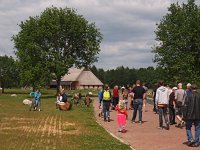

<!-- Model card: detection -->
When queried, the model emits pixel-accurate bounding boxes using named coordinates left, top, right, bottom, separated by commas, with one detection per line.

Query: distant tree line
left=90, top=64, right=200, bottom=89
left=90, top=65, right=166, bottom=89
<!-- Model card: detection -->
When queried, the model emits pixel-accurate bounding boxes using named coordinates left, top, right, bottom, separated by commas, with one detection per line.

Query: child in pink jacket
left=115, top=100, right=128, bottom=133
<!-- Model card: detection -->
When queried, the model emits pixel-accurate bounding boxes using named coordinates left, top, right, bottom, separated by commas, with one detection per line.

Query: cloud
left=0, top=0, right=199, bottom=69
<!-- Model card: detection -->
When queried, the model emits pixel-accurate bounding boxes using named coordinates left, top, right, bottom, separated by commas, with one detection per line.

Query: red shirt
left=113, top=89, right=119, bottom=97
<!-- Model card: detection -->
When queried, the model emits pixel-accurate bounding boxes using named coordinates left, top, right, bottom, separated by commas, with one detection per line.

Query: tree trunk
left=56, top=78, right=61, bottom=94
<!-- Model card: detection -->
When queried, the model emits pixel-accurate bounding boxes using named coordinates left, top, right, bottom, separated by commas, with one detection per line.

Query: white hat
left=172, top=87, right=177, bottom=90
left=187, top=83, right=191, bottom=87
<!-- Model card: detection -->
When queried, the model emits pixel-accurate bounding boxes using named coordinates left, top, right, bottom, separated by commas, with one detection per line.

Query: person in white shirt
left=156, top=81, right=170, bottom=130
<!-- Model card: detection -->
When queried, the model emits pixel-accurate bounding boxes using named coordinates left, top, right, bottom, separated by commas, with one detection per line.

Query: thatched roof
left=61, top=68, right=84, bottom=81
left=60, top=68, right=103, bottom=85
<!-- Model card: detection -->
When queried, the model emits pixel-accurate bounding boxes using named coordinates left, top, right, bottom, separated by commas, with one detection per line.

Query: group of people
left=98, top=80, right=148, bottom=132
left=29, top=88, right=92, bottom=111
left=98, top=80, right=200, bottom=147
left=153, top=81, right=200, bottom=147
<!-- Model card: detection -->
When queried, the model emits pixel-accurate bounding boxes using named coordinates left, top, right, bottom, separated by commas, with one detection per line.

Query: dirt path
left=93, top=97, right=195, bottom=150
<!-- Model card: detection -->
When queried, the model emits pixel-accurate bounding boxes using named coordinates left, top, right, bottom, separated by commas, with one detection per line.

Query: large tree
left=13, top=6, right=102, bottom=91
left=153, top=0, right=200, bottom=84
left=0, top=55, right=19, bottom=93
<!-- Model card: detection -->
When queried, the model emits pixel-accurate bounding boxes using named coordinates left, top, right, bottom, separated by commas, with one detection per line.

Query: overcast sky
left=0, top=0, right=198, bottom=69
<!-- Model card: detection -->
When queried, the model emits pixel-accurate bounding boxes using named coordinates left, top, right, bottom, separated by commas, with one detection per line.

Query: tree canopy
left=13, top=6, right=102, bottom=91
left=153, top=0, right=200, bottom=84
left=0, top=55, right=19, bottom=93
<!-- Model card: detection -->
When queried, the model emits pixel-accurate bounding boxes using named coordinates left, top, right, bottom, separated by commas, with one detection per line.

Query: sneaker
left=175, top=123, right=181, bottom=128
left=38, top=109, right=41, bottom=111
left=187, top=140, right=194, bottom=146
left=139, top=121, right=142, bottom=125
left=131, top=120, right=135, bottom=124
left=166, top=124, right=170, bottom=130
left=157, top=126, right=163, bottom=130
left=122, top=129, right=127, bottom=133
left=180, top=121, right=185, bottom=128
left=108, top=117, right=110, bottom=122
left=190, top=143, right=199, bottom=147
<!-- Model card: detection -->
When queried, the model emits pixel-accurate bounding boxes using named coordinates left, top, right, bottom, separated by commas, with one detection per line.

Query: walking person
left=115, top=100, right=128, bottom=133
left=121, top=86, right=125, bottom=94
left=129, top=84, right=135, bottom=110
left=175, top=83, right=186, bottom=128
left=98, top=89, right=103, bottom=117
left=186, top=83, right=192, bottom=96
left=112, top=85, right=119, bottom=109
left=102, top=84, right=112, bottom=122
left=152, top=83, right=158, bottom=113
left=155, top=81, right=170, bottom=130
left=169, top=87, right=177, bottom=125
left=131, top=80, right=146, bottom=124
left=183, top=85, right=200, bottom=147
left=122, top=93, right=128, bottom=110
left=30, top=89, right=41, bottom=111
left=142, top=82, right=148, bottom=112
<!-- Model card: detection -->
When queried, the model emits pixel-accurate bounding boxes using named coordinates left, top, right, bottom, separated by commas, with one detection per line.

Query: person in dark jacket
left=183, top=85, right=200, bottom=147
left=169, top=87, right=177, bottom=125
left=60, top=90, right=68, bottom=103
left=131, top=80, right=146, bottom=124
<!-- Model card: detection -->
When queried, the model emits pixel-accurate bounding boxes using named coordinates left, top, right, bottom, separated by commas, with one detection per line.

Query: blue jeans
left=103, top=101, right=110, bottom=120
left=186, top=120, right=200, bottom=145
left=132, top=99, right=143, bottom=122
left=158, top=107, right=169, bottom=127
left=30, top=99, right=41, bottom=110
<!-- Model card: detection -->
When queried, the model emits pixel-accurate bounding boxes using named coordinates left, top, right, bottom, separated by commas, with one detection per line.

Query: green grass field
left=0, top=94, right=130, bottom=150
left=2, top=88, right=99, bottom=97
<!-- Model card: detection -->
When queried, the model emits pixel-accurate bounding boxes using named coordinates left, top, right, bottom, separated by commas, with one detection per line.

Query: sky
left=0, top=0, right=198, bottom=69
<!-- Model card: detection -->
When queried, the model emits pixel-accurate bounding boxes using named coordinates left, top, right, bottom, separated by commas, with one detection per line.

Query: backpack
left=103, top=90, right=111, bottom=101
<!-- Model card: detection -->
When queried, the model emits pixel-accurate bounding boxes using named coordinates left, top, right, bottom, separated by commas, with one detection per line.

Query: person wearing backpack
left=101, top=84, right=112, bottom=122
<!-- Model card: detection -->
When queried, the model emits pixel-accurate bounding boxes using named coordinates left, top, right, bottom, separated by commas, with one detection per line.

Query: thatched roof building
left=50, top=68, right=103, bottom=90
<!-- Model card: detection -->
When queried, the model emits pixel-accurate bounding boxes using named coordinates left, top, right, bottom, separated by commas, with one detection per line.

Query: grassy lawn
left=3, top=88, right=99, bottom=97
left=0, top=94, right=130, bottom=150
